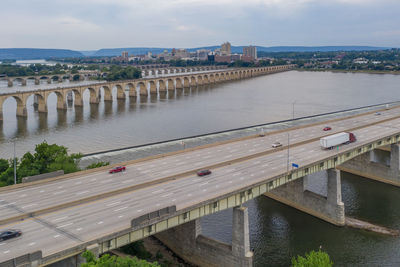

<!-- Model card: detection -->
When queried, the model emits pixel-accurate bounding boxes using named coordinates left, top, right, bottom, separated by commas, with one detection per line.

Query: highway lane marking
left=57, top=186, right=64, bottom=189
left=0, top=202, right=16, bottom=207
left=53, top=216, right=68, bottom=222
left=21, top=203, right=38, bottom=209
left=54, top=234, right=60, bottom=238
left=90, top=178, right=97, bottom=181
left=118, top=215, right=124, bottom=218
left=75, top=181, right=82, bottom=185
left=0, top=243, right=5, bottom=246
left=137, top=209, right=143, bottom=212
left=76, top=191, right=90, bottom=195
left=20, top=194, right=27, bottom=197
left=106, top=201, right=121, bottom=207
left=97, top=221, right=103, bottom=225
left=172, top=199, right=176, bottom=202
left=152, top=189, right=164, bottom=194
left=199, top=182, right=208, bottom=186
left=39, top=190, right=45, bottom=193
left=161, top=193, right=173, bottom=198
left=187, top=193, right=192, bottom=197
left=232, top=173, right=241, bottom=176
left=3, top=250, right=9, bottom=254
left=202, top=189, right=207, bottom=192
left=53, top=190, right=66, bottom=195
left=28, top=242, right=36, bottom=246
left=76, top=228, right=82, bottom=231
left=57, top=223, right=73, bottom=228
left=114, top=207, right=128, bottom=212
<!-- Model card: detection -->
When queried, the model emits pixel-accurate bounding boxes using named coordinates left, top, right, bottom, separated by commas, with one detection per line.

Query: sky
left=1, top=0, right=400, bottom=50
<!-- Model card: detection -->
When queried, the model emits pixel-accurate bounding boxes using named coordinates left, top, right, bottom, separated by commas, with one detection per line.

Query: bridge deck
left=1, top=106, right=400, bottom=263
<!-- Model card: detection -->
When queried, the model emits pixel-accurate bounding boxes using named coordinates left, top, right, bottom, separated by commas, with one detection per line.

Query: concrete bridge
left=0, top=65, right=294, bottom=121
left=1, top=105, right=400, bottom=266
left=141, top=65, right=226, bottom=76
left=0, top=73, right=94, bottom=87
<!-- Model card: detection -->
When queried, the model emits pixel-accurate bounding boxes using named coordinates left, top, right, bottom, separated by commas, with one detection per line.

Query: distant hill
left=0, top=48, right=83, bottom=60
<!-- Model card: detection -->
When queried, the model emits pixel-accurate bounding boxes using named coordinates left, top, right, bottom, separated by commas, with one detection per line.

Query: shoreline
left=296, top=68, right=400, bottom=75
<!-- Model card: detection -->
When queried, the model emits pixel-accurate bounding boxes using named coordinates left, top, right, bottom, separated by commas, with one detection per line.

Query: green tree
left=86, top=161, right=110, bottom=169
left=291, top=250, right=333, bottom=267
left=81, top=250, right=160, bottom=267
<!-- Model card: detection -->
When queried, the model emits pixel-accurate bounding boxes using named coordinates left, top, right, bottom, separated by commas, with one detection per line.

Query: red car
left=323, top=126, right=332, bottom=131
left=197, top=169, right=211, bottom=176
left=109, top=166, right=126, bottom=174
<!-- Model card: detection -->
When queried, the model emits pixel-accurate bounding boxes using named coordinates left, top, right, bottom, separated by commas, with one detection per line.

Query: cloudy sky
left=1, top=0, right=399, bottom=50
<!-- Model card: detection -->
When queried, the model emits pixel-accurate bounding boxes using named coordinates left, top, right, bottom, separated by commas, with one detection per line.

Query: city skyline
left=1, top=0, right=400, bottom=50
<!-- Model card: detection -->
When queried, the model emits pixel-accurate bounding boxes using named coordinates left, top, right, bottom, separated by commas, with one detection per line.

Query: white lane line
left=57, top=186, right=64, bottom=189
left=57, top=223, right=73, bottom=228
left=21, top=203, right=37, bottom=209
left=75, top=181, right=82, bottom=185
left=0, top=202, right=16, bottom=208
left=28, top=242, right=36, bottom=246
left=203, top=189, right=207, bottom=192
left=114, top=206, right=128, bottom=212
left=216, top=185, right=220, bottom=188
left=161, top=193, right=173, bottom=198
left=253, top=161, right=261, bottom=165
left=152, top=189, right=164, bottom=194
left=199, top=182, right=208, bottom=186
left=53, top=216, right=68, bottom=222
left=224, top=155, right=232, bottom=158
left=76, top=191, right=90, bottom=195
left=107, top=201, right=121, bottom=207
left=118, top=215, right=124, bottom=218
left=229, top=181, right=233, bottom=184
left=232, top=173, right=241, bottom=176
left=54, top=235, right=60, bottom=238
left=76, top=228, right=82, bottom=231
left=240, top=177, right=244, bottom=180
left=90, top=178, right=97, bottom=182
left=171, top=199, right=176, bottom=202
left=20, top=194, right=27, bottom=197
left=97, top=221, right=103, bottom=225
left=39, top=190, right=45, bottom=193
left=187, top=193, right=192, bottom=197
left=137, top=209, right=143, bottom=212
left=53, top=190, right=66, bottom=195
left=3, top=250, right=9, bottom=254
left=0, top=243, right=5, bottom=246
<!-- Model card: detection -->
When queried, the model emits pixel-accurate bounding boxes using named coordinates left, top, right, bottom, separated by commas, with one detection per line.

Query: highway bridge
left=0, top=65, right=293, bottom=121
left=1, top=105, right=400, bottom=266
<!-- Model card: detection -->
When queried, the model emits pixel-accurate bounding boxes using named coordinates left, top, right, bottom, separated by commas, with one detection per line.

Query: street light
left=12, top=139, right=17, bottom=185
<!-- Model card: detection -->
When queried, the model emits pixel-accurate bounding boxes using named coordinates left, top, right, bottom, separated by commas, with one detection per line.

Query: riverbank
left=296, top=68, right=400, bottom=75
left=346, top=217, right=399, bottom=236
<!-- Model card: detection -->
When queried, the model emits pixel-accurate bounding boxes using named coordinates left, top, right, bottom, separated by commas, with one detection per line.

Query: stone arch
left=26, top=77, right=40, bottom=85
left=47, top=91, right=66, bottom=110
left=167, top=79, right=174, bottom=91
left=13, top=77, right=26, bottom=86
left=137, top=81, right=147, bottom=96
left=190, top=76, right=196, bottom=86
left=197, top=75, right=203, bottom=85
left=84, top=87, right=99, bottom=104
left=220, top=73, right=225, bottom=81
left=202, top=75, right=209, bottom=84
left=126, top=83, right=136, bottom=97
left=183, top=77, right=190, bottom=88
left=175, top=78, right=183, bottom=89
left=215, top=73, right=220, bottom=82
left=31, top=93, right=47, bottom=113
left=102, top=86, right=112, bottom=101
left=149, top=80, right=157, bottom=94
left=209, top=74, right=215, bottom=83
left=67, top=89, right=83, bottom=106
left=115, top=84, right=126, bottom=99
left=158, top=80, right=166, bottom=91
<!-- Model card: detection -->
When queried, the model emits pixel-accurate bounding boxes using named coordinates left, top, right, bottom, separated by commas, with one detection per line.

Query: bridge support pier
left=338, top=144, right=400, bottom=187
left=156, top=206, right=253, bottom=267
left=35, top=79, right=40, bottom=85
left=16, top=103, right=27, bottom=117
left=265, top=169, right=345, bottom=226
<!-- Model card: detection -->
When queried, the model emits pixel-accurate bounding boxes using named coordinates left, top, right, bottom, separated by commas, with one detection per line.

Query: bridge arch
left=137, top=81, right=147, bottom=96
left=83, top=87, right=99, bottom=104
left=126, top=82, right=136, bottom=97
left=12, top=77, right=26, bottom=86
left=158, top=80, right=166, bottom=92
left=167, top=78, right=174, bottom=91
left=30, top=93, right=47, bottom=113
left=190, top=76, right=196, bottom=86
left=175, top=78, right=183, bottom=89
left=183, top=77, right=190, bottom=88
left=47, top=90, right=66, bottom=110
left=115, top=84, right=126, bottom=99
left=149, top=80, right=157, bottom=94
left=101, top=86, right=112, bottom=101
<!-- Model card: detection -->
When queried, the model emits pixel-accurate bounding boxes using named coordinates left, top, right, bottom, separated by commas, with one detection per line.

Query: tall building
left=221, top=42, right=231, bottom=56
left=121, top=51, right=129, bottom=59
left=243, top=46, right=257, bottom=59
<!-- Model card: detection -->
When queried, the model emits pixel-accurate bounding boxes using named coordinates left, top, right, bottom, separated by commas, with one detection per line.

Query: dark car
left=109, top=166, right=126, bottom=174
left=0, top=229, right=22, bottom=241
left=197, top=169, right=211, bottom=176
left=323, top=126, right=332, bottom=131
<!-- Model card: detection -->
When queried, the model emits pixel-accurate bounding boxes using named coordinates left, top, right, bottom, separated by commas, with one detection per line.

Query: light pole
left=13, top=139, right=16, bottom=185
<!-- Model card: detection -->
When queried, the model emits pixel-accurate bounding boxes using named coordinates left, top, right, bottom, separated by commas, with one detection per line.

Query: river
left=1, top=70, right=400, bottom=266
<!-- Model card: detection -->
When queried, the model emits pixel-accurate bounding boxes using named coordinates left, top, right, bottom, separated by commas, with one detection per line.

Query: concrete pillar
left=21, top=79, right=27, bottom=86
left=117, top=88, right=126, bottom=99
left=339, top=145, right=400, bottom=186
left=149, top=82, right=157, bottom=94
left=35, top=79, right=40, bottom=85
left=265, top=169, right=345, bottom=226
left=156, top=206, right=253, bottom=267
left=159, top=81, right=166, bottom=92
left=47, top=78, right=51, bottom=84
left=8, top=80, right=13, bottom=87
left=74, top=94, right=83, bottom=106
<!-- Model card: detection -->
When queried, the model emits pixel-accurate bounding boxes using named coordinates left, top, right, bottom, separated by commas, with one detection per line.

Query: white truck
left=320, top=132, right=356, bottom=149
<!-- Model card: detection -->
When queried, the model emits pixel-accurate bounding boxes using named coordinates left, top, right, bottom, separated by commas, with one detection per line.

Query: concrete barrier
left=22, top=170, right=64, bottom=183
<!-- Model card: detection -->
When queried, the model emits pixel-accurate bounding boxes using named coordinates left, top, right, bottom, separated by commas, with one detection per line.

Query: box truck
left=320, top=132, right=356, bottom=149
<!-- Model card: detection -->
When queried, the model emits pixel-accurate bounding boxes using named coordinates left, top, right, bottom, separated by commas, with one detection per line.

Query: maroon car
left=109, top=166, right=126, bottom=174
left=197, top=169, right=211, bottom=176
left=323, top=126, right=332, bottom=131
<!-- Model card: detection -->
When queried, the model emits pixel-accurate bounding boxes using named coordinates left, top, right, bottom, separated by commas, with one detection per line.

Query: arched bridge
left=0, top=65, right=294, bottom=121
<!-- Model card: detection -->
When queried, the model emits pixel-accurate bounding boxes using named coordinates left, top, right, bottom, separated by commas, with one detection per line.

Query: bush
left=86, top=162, right=110, bottom=169
left=291, top=249, right=333, bottom=267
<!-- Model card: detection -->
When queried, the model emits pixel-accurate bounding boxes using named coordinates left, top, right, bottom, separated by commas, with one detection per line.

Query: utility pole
left=13, top=139, right=16, bottom=185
